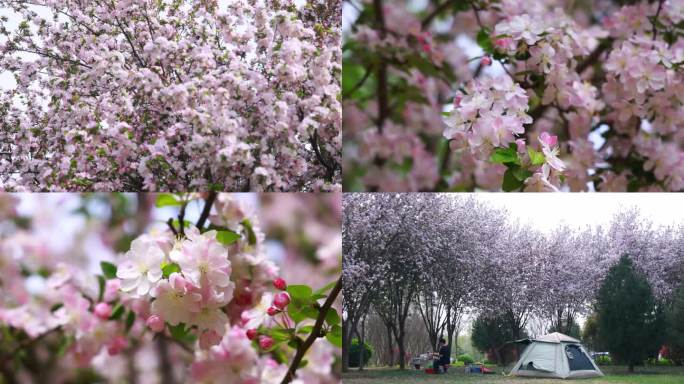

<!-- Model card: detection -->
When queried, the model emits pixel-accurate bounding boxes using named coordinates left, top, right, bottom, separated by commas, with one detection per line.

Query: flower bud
left=453, top=94, right=463, bottom=108
left=481, top=55, right=492, bottom=66
left=146, top=314, right=165, bottom=333
left=199, top=330, right=222, bottom=349
left=273, top=292, right=291, bottom=310
left=246, top=328, right=258, bottom=340
left=259, top=335, right=274, bottom=350
left=107, top=335, right=128, bottom=356
left=94, top=302, right=112, bottom=320
left=267, top=306, right=279, bottom=316
left=273, top=278, right=287, bottom=291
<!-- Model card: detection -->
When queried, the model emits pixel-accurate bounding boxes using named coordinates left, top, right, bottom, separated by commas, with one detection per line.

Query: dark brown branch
left=309, top=129, right=338, bottom=181
left=421, top=0, right=461, bottom=29
left=114, top=17, right=147, bottom=68
left=195, top=191, right=217, bottom=230
left=177, top=201, right=187, bottom=237
left=166, top=217, right=178, bottom=236
left=576, top=38, right=613, bottom=74
left=651, top=0, right=665, bottom=41
left=373, top=0, right=389, bottom=134
left=281, top=278, right=342, bottom=384
left=342, top=68, right=371, bottom=98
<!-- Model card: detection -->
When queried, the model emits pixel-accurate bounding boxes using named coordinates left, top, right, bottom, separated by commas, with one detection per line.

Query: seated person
left=432, top=338, right=450, bottom=373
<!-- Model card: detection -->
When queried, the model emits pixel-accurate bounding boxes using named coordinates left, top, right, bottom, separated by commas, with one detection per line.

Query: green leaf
left=169, top=323, right=188, bottom=340
left=302, top=306, right=319, bottom=320
left=326, top=325, right=342, bottom=347
left=476, top=27, right=493, bottom=54
left=288, top=305, right=307, bottom=324
left=155, top=193, right=181, bottom=207
left=216, top=230, right=241, bottom=245
left=298, top=325, right=315, bottom=334
left=57, top=335, right=74, bottom=357
left=172, top=219, right=192, bottom=228
left=109, top=303, right=124, bottom=320
left=162, top=263, right=180, bottom=278
left=489, top=147, right=520, bottom=165
left=100, top=261, right=117, bottom=279
left=325, top=308, right=341, bottom=326
left=97, top=275, right=106, bottom=302
left=314, top=281, right=337, bottom=296
left=502, top=167, right=524, bottom=192
left=269, top=328, right=293, bottom=342
left=125, top=311, right=136, bottom=332
left=287, top=285, right=313, bottom=302
left=528, top=148, right=546, bottom=166
left=241, top=219, right=257, bottom=245
left=511, top=166, right=533, bottom=181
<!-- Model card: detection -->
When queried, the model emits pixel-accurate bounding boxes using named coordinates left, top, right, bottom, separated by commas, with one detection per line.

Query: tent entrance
left=565, top=344, right=595, bottom=371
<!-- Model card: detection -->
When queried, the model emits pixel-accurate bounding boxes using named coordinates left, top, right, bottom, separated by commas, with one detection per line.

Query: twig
left=373, top=0, right=389, bottom=134
left=342, top=68, right=371, bottom=98
left=178, top=201, right=187, bottom=237
left=651, top=0, right=665, bottom=41
left=280, top=278, right=342, bottom=384
left=195, top=192, right=217, bottom=230
left=166, top=218, right=178, bottom=236
left=421, top=0, right=461, bottom=29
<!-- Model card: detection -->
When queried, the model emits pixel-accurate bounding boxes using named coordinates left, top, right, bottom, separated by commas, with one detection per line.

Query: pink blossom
left=146, top=314, right=165, bottom=333
left=93, top=303, right=112, bottom=320
left=273, top=292, right=291, bottom=310
left=259, top=335, right=274, bottom=350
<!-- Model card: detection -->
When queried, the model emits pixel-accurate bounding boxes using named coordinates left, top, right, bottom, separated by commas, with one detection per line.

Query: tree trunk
left=397, top=334, right=406, bottom=369
left=358, top=315, right=366, bottom=371
left=342, top=320, right=351, bottom=372
left=628, top=363, right=634, bottom=373
left=386, top=324, right=394, bottom=366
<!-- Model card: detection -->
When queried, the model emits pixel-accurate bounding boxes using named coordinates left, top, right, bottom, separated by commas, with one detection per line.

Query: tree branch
left=281, top=278, right=342, bottom=384
left=373, top=0, right=389, bottom=134
left=195, top=191, right=217, bottom=230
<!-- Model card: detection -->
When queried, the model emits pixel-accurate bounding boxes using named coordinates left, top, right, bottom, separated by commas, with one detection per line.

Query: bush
left=457, top=354, right=475, bottom=364
left=594, top=355, right=611, bottom=365
left=646, top=357, right=673, bottom=366
left=349, top=339, right=373, bottom=367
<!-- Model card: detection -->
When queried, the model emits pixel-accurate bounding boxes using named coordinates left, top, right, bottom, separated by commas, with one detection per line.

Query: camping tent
left=509, top=332, right=604, bottom=379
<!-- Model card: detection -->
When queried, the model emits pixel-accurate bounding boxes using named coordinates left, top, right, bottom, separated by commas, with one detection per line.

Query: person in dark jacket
left=432, top=338, right=451, bottom=373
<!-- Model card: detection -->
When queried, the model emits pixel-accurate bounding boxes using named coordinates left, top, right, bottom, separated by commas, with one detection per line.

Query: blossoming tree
left=342, top=193, right=684, bottom=369
left=0, top=0, right=341, bottom=191
left=0, top=193, right=342, bottom=383
left=343, top=0, right=684, bottom=191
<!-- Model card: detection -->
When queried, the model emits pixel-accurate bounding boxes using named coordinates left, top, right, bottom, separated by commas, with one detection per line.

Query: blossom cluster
left=0, top=194, right=341, bottom=383
left=0, top=0, right=341, bottom=192
left=344, top=0, right=684, bottom=192
left=444, top=75, right=530, bottom=156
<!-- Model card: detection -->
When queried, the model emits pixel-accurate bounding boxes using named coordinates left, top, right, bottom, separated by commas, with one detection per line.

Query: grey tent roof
left=536, top=332, right=580, bottom=343
left=513, top=332, right=580, bottom=345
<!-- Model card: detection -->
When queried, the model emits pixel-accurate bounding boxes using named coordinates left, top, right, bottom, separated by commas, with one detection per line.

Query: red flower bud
left=267, top=306, right=279, bottom=316
left=481, top=55, right=492, bottom=66
left=273, top=278, right=287, bottom=291
left=246, top=328, right=258, bottom=340
left=273, top=292, right=291, bottom=310
left=259, top=335, right=274, bottom=350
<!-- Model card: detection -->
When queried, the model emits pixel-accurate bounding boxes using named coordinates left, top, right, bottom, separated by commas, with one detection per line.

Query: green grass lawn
left=342, top=365, right=684, bottom=384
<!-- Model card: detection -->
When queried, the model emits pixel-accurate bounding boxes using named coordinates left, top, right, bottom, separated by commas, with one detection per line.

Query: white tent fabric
left=509, top=332, right=604, bottom=379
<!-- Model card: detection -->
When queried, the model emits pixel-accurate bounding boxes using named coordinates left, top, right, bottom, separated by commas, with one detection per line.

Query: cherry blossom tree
left=0, top=193, right=342, bottom=383
left=343, top=0, right=684, bottom=192
left=342, top=193, right=684, bottom=368
left=0, top=0, right=341, bottom=191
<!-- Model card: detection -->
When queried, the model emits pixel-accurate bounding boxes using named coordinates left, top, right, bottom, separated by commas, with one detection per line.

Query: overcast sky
left=474, top=193, right=684, bottom=232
